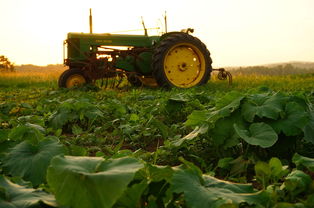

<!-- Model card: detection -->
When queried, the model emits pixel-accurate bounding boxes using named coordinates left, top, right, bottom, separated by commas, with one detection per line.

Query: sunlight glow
left=0, top=0, right=313, bottom=66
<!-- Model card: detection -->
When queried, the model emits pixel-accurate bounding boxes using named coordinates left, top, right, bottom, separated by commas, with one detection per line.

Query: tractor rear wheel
left=152, top=33, right=212, bottom=88
left=58, top=68, right=91, bottom=88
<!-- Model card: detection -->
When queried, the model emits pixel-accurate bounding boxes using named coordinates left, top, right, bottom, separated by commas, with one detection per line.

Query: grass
left=209, top=71, right=314, bottom=93
left=0, top=67, right=313, bottom=94
left=0, top=69, right=64, bottom=88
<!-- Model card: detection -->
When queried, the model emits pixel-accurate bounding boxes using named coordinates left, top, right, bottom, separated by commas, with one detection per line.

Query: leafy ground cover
left=0, top=71, right=314, bottom=207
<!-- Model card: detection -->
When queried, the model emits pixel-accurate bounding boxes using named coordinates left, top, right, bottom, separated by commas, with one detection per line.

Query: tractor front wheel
left=58, top=68, right=91, bottom=88
left=152, top=33, right=212, bottom=88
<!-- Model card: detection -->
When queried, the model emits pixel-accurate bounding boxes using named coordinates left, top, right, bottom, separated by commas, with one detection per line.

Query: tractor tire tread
left=58, top=68, right=91, bottom=88
left=152, top=32, right=212, bottom=88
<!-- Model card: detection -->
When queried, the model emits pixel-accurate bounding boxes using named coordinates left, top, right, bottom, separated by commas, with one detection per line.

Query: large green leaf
left=0, top=139, right=15, bottom=158
left=48, top=98, right=104, bottom=129
left=0, top=175, right=57, bottom=208
left=8, top=123, right=45, bottom=143
left=0, top=129, right=9, bottom=141
left=269, top=102, right=309, bottom=136
left=171, top=125, right=208, bottom=147
left=150, top=118, right=169, bottom=139
left=74, top=99, right=104, bottom=120
left=140, top=164, right=174, bottom=183
left=210, top=111, right=244, bottom=148
left=3, top=138, right=64, bottom=186
left=292, top=153, right=314, bottom=171
left=115, top=164, right=174, bottom=208
left=172, top=166, right=269, bottom=208
left=47, top=156, right=143, bottom=208
left=214, top=91, right=244, bottom=109
left=273, top=202, right=306, bottom=208
left=304, top=111, right=314, bottom=144
left=209, top=94, right=244, bottom=121
left=268, top=157, right=289, bottom=181
left=183, top=93, right=244, bottom=148
left=282, top=170, right=312, bottom=196
left=168, top=93, right=189, bottom=103
left=241, top=93, right=286, bottom=122
left=184, top=110, right=210, bottom=127
left=48, top=104, right=77, bottom=130
left=254, top=161, right=271, bottom=188
left=234, top=122, right=278, bottom=148
left=185, top=92, right=244, bottom=127
left=115, top=179, right=148, bottom=208
left=254, top=157, right=289, bottom=188
left=0, top=102, right=16, bottom=115
left=16, top=115, right=45, bottom=127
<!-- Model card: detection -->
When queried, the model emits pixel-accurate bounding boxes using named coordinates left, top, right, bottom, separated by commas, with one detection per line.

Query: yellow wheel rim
left=66, top=74, right=86, bottom=88
left=163, top=43, right=206, bottom=88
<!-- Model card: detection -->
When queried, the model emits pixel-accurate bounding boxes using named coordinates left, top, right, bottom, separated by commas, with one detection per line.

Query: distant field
left=228, top=63, right=314, bottom=75
left=0, top=64, right=313, bottom=92
left=0, top=64, right=65, bottom=88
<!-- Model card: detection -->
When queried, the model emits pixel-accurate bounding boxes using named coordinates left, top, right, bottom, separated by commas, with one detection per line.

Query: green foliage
left=304, top=111, right=314, bottom=144
left=47, top=156, right=143, bottom=208
left=0, top=175, right=57, bottom=208
left=210, top=111, right=243, bottom=149
left=3, top=138, right=64, bottom=186
left=282, top=170, right=312, bottom=197
left=234, top=122, right=278, bottom=148
left=185, top=92, right=244, bottom=127
left=1, top=75, right=314, bottom=207
left=182, top=90, right=313, bottom=155
left=254, top=157, right=289, bottom=189
left=241, top=92, right=285, bottom=122
left=48, top=98, right=103, bottom=131
left=269, top=102, right=309, bottom=136
left=171, top=125, right=208, bottom=147
left=8, top=123, right=45, bottom=144
left=115, top=179, right=148, bottom=208
left=292, top=153, right=314, bottom=171
left=172, top=160, right=269, bottom=208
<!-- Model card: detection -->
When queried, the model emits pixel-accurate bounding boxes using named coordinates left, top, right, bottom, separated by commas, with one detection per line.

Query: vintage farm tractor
left=58, top=10, right=231, bottom=88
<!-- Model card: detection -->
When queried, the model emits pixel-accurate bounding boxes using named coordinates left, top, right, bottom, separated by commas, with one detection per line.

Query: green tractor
left=59, top=11, right=229, bottom=89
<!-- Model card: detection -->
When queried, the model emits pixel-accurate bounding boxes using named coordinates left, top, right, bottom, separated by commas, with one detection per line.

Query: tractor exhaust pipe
left=164, top=11, right=167, bottom=33
left=89, top=8, right=93, bottom=34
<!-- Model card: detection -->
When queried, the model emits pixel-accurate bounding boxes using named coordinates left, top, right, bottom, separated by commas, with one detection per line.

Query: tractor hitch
left=212, top=68, right=233, bottom=85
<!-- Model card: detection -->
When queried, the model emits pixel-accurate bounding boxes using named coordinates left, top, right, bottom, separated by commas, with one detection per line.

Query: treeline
left=228, top=63, right=314, bottom=76
left=12, top=62, right=314, bottom=76
left=0, top=55, right=14, bottom=72
left=14, top=64, right=66, bottom=72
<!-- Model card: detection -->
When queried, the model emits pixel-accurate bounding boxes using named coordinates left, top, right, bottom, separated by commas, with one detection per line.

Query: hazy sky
left=1, top=0, right=313, bottom=67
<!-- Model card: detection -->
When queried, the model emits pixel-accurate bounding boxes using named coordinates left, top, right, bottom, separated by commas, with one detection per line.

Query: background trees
left=0, top=55, right=14, bottom=72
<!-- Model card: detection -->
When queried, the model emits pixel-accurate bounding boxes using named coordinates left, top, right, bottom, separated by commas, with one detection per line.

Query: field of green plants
left=0, top=68, right=314, bottom=208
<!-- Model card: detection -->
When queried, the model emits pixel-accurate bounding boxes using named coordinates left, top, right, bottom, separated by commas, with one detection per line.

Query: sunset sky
left=1, top=0, right=313, bottom=67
